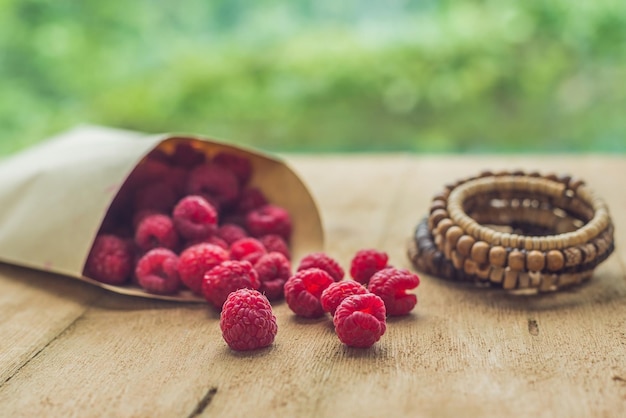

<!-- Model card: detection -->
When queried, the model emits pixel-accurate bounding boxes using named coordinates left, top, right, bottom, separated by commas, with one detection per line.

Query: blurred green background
left=1, top=0, right=625, bottom=155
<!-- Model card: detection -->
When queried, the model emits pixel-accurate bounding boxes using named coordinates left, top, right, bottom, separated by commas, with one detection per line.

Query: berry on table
left=172, top=195, right=218, bottom=240
left=298, top=252, right=344, bottom=282
left=134, top=214, right=180, bottom=252
left=254, top=252, right=292, bottom=301
left=333, top=294, right=387, bottom=348
left=85, top=234, right=134, bottom=285
left=349, top=249, right=389, bottom=285
left=135, top=248, right=181, bottom=295
left=320, top=280, right=369, bottom=315
left=284, top=268, right=334, bottom=318
left=202, top=260, right=260, bottom=309
left=220, top=289, right=277, bottom=351
left=368, top=268, right=420, bottom=316
left=178, top=243, right=229, bottom=294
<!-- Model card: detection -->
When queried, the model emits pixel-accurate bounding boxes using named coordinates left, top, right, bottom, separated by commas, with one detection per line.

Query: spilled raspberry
left=246, top=204, right=292, bottom=240
left=259, top=234, right=291, bottom=260
left=368, top=268, right=420, bottom=316
left=298, top=252, right=344, bottom=282
left=172, top=195, right=218, bottom=240
left=134, top=214, right=180, bottom=252
left=284, top=268, right=334, bottom=318
left=220, top=289, right=277, bottom=351
left=333, top=294, right=387, bottom=348
left=349, top=249, right=389, bottom=285
left=230, top=237, right=267, bottom=265
left=202, top=260, right=260, bottom=309
left=178, top=243, right=229, bottom=294
left=135, top=248, right=181, bottom=295
left=85, top=234, right=134, bottom=285
left=254, top=252, right=291, bottom=301
left=321, top=280, right=369, bottom=315
left=187, top=163, right=240, bottom=208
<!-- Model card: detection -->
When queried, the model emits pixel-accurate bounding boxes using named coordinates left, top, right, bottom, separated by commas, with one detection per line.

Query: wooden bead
left=476, top=263, right=491, bottom=280
left=464, top=259, right=478, bottom=276
left=503, top=268, right=518, bottom=290
left=507, top=250, right=525, bottom=271
left=489, top=267, right=504, bottom=283
left=526, top=250, right=545, bottom=272
left=430, top=199, right=447, bottom=213
left=518, top=272, right=530, bottom=289
left=540, top=274, right=557, bottom=292
left=445, top=226, right=464, bottom=249
left=563, top=247, right=583, bottom=267
left=489, top=246, right=507, bottom=267
left=581, top=243, right=597, bottom=263
left=435, top=218, right=454, bottom=237
left=546, top=250, right=565, bottom=271
left=429, top=209, right=448, bottom=230
left=470, top=241, right=490, bottom=264
left=456, top=235, right=476, bottom=257
left=451, top=250, right=465, bottom=270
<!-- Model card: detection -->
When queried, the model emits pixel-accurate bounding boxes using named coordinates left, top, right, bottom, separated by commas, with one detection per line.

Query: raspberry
left=132, top=209, right=163, bottom=231
left=321, top=280, right=369, bottom=315
left=171, top=141, right=206, bottom=167
left=202, top=260, right=260, bottom=309
left=333, top=294, right=387, bottom=348
left=220, top=289, right=277, bottom=351
left=134, top=214, right=180, bottom=252
left=259, top=235, right=291, bottom=260
left=133, top=181, right=179, bottom=213
left=187, top=163, right=240, bottom=208
left=185, top=235, right=229, bottom=251
left=85, top=235, right=134, bottom=285
left=126, top=159, right=171, bottom=190
left=213, top=152, right=252, bottom=186
left=368, top=268, right=420, bottom=316
left=217, top=224, right=248, bottom=245
left=298, top=252, right=344, bottom=281
left=146, top=147, right=171, bottom=164
left=135, top=248, right=181, bottom=295
left=246, top=204, right=292, bottom=240
left=235, top=187, right=268, bottom=214
left=254, top=252, right=291, bottom=301
left=178, top=243, right=229, bottom=294
left=172, top=195, right=218, bottom=240
left=284, top=268, right=334, bottom=318
left=349, top=249, right=389, bottom=285
left=230, top=238, right=267, bottom=265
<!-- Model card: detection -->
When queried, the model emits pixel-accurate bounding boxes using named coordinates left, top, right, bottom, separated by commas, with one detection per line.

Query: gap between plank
left=187, top=387, right=218, bottom=418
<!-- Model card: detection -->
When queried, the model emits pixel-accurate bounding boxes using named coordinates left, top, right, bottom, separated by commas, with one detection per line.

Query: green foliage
left=1, top=0, right=625, bottom=154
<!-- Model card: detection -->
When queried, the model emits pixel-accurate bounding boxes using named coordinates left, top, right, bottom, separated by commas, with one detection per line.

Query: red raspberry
left=85, top=235, right=133, bottom=285
left=230, top=238, right=266, bottom=265
left=126, top=159, right=171, bottom=190
left=321, top=280, right=369, bottom=315
left=298, top=252, right=344, bottom=282
left=202, top=260, right=260, bottom=309
left=172, top=195, right=218, bottom=240
left=171, top=141, right=206, bottom=167
left=146, top=147, right=171, bottom=164
left=254, top=252, right=291, bottom=301
left=284, top=268, right=334, bottom=318
left=213, top=152, right=252, bottom=186
left=187, top=163, right=240, bottom=208
left=349, top=249, right=389, bottom=285
left=132, top=209, right=163, bottom=231
left=235, top=187, right=268, bottom=214
left=178, top=243, right=229, bottom=294
left=185, top=235, right=229, bottom=251
left=333, top=294, right=387, bottom=348
left=220, top=289, right=277, bottom=351
left=246, top=204, right=292, bottom=240
left=217, top=224, right=248, bottom=245
left=368, top=268, right=420, bottom=316
left=134, top=214, right=180, bottom=252
left=259, top=234, right=291, bottom=260
left=133, top=181, right=179, bottom=213
left=135, top=248, right=181, bottom=295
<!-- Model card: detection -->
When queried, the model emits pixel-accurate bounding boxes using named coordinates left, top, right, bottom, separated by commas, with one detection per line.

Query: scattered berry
left=321, top=280, right=369, bottom=315
left=254, top=252, right=291, bottom=301
left=284, top=268, right=334, bottom=318
left=85, top=235, right=134, bottom=285
left=172, top=195, right=218, bottom=240
left=178, top=243, right=229, bottom=294
left=220, top=289, right=277, bottom=351
left=350, top=249, right=389, bottom=285
left=368, top=268, right=420, bottom=316
left=214, top=152, right=253, bottom=186
left=333, top=294, right=386, bottom=348
left=217, top=224, right=248, bottom=245
left=230, top=237, right=267, bottom=265
left=134, top=214, right=180, bottom=252
left=246, top=204, right=292, bottom=240
left=258, top=234, right=291, bottom=260
left=298, top=252, right=344, bottom=281
left=235, top=187, right=268, bottom=214
left=202, top=260, right=260, bottom=309
left=187, top=163, right=240, bottom=207
left=135, top=248, right=181, bottom=295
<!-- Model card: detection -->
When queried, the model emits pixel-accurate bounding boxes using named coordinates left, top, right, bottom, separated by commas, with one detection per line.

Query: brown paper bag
left=0, top=125, right=324, bottom=301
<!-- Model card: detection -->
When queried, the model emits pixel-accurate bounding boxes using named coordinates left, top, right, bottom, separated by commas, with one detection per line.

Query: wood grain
left=0, top=155, right=624, bottom=418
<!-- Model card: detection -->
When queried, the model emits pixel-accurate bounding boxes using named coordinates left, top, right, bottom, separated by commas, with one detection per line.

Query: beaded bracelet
left=408, top=171, right=615, bottom=292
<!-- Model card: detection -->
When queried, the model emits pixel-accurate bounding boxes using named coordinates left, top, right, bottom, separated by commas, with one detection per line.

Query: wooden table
left=1, top=155, right=625, bottom=417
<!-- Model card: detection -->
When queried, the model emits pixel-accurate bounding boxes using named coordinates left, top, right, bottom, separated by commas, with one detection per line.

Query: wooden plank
left=0, top=155, right=624, bottom=418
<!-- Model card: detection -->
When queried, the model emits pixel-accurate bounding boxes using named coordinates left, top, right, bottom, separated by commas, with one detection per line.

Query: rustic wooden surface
left=1, top=155, right=625, bottom=418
